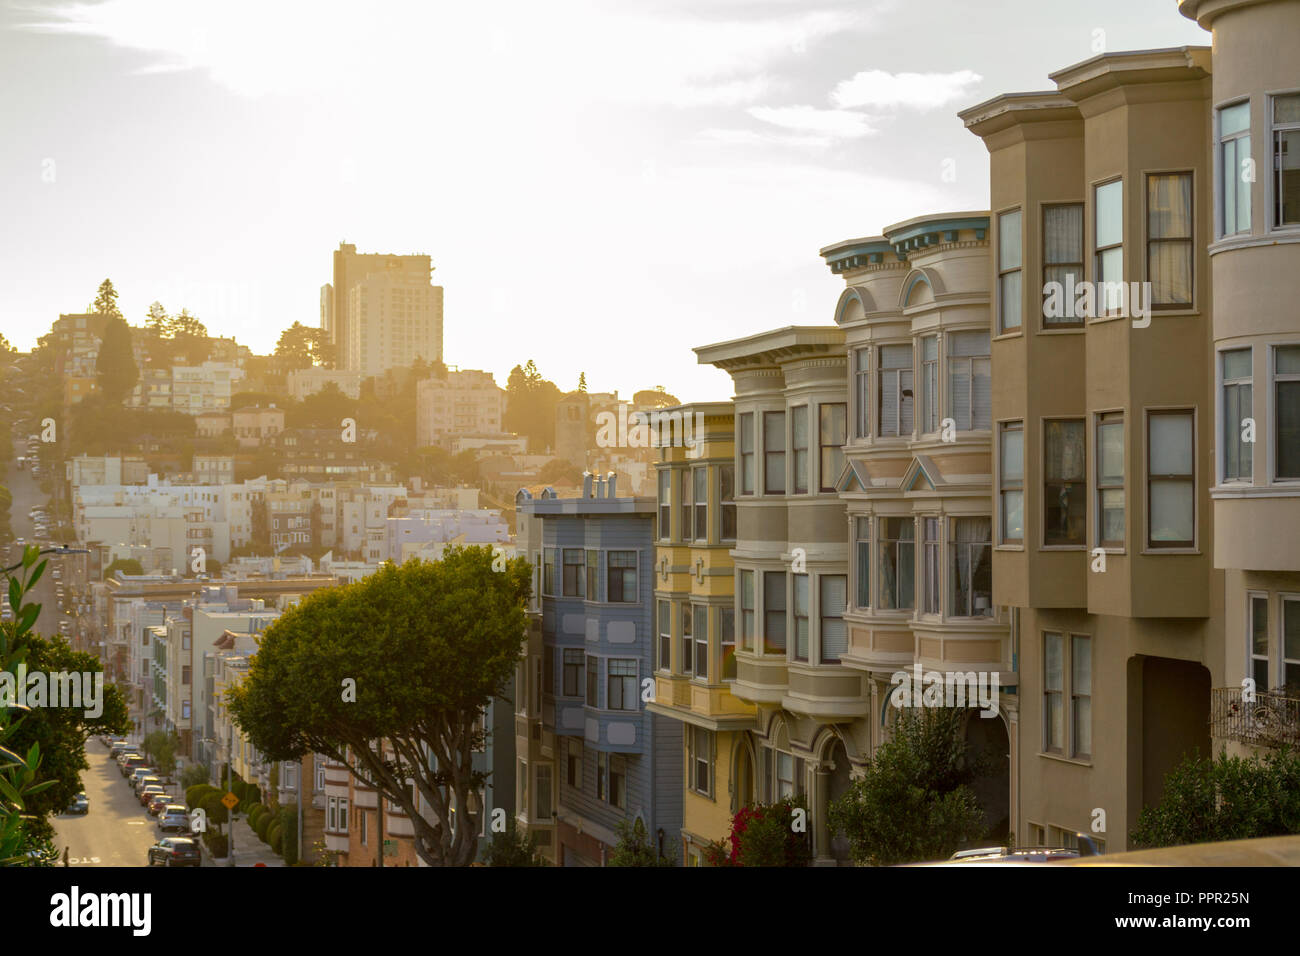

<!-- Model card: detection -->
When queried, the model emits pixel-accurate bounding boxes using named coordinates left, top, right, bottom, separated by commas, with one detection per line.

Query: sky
left=0, top=0, right=1207, bottom=401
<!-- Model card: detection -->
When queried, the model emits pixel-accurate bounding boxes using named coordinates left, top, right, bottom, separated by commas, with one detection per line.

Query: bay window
left=819, top=403, right=847, bottom=492
left=949, top=517, right=993, bottom=618
left=1221, top=349, right=1252, bottom=482
left=854, top=348, right=870, bottom=438
left=793, top=573, right=810, bottom=661
left=998, top=208, right=1022, bottom=333
left=854, top=516, right=871, bottom=609
left=1276, top=346, right=1300, bottom=480
left=922, top=517, right=941, bottom=615
left=1043, top=203, right=1084, bottom=327
left=1094, top=179, right=1124, bottom=316
left=1273, top=93, right=1300, bottom=227
left=999, top=422, right=1024, bottom=544
left=1096, top=412, right=1125, bottom=547
left=739, top=412, right=755, bottom=495
left=820, top=575, right=848, bottom=663
left=1147, top=172, right=1193, bottom=309
left=878, top=344, right=914, bottom=437
left=694, top=604, right=709, bottom=681
left=763, top=570, right=786, bottom=653
left=1044, top=419, right=1086, bottom=546
left=792, top=405, right=809, bottom=494
left=921, top=336, right=939, bottom=433
left=947, top=331, right=991, bottom=431
left=878, top=517, right=915, bottom=611
left=764, top=411, right=786, bottom=494
left=1147, top=410, right=1195, bottom=548
left=1219, top=100, right=1251, bottom=236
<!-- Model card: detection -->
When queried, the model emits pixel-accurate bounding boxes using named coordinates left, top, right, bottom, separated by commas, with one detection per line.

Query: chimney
left=582, top=472, right=593, bottom=498
left=605, top=472, right=617, bottom=498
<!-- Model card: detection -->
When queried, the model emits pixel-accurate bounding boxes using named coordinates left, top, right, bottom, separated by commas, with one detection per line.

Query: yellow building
left=646, top=403, right=755, bottom=865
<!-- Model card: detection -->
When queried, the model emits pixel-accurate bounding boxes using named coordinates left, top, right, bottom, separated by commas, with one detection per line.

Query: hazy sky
left=0, top=0, right=1205, bottom=400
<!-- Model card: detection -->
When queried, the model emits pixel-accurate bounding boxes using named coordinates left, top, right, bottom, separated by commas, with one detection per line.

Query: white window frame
left=1269, top=91, right=1300, bottom=232
left=1219, top=348, right=1253, bottom=485
left=1271, top=344, right=1300, bottom=483
left=1248, top=590, right=1270, bottom=691
left=1217, top=98, right=1252, bottom=238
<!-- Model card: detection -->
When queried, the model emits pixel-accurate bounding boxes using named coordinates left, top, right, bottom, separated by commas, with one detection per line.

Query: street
left=6, top=435, right=75, bottom=641
left=50, top=738, right=164, bottom=867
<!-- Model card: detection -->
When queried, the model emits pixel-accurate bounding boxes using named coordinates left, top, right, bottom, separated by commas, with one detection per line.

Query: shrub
left=180, top=763, right=209, bottom=791
left=827, top=705, right=991, bottom=866
left=703, top=798, right=812, bottom=867
left=255, top=813, right=273, bottom=842
left=186, top=784, right=217, bottom=810
left=204, top=832, right=228, bottom=858
left=608, top=817, right=675, bottom=867
left=483, top=819, right=546, bottom=867
left=246, top=785, right=261, bottom=806
left=246, top=804, right=264, bottom=828
left=1131, top=746, right=1300, bottom=849
left=279, top=805, right=299, bottom=865
left=268, top=823, right=282, bottom=855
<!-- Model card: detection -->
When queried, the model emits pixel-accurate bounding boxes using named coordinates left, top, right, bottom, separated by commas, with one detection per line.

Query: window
left=586, top=654, right=599, bottom=707
left=1044, top=419, right=1086, bottom=546
left=922, top=517, right=941, bottom=615
left=1096, top=413, right=1125, bottom=547
left=338, top=797, right=348, bottom=832
left=878, top=517, right=915, bottom=611
left=693, top=467, right=708, bottom=537
left=566, top=738, right=583, bottom=788
left=608, top=755, right=626, bottom=810
left=720, top=464, right=736, bottom=541
left=1000, top=422, right=1024, bottom=543
left=819, top=403, right=846, bottom=492
left=998, top=208, right=1023, bottom=333
left=793, top=574, right=810, bottom=661
left=1250, top=593, right=1269, bottom=691
left=720, top=606, right=736, bottom=680
left=694, top=605, right=709, bottom=681
left=1274, top=94, right=1300, bottom=227
left=1148, top=173, right=1193, bottom=308
left=854, top=348, right=870, bottom=438
left=854, top=516, right=871, bottom=609
left=820, top=575, right=847, bottom=663
left=680, top=469, right=693, bottom=541
left=739, top=412, right=755, bottom=494
left=585, top=550, right=598, bottom=600
left=878, top=345, right=914, bottom=437
left=327, top=796, right=337, bottom=831
left=688, top=726, right=712, bottom=795
left=562, top=648, right=584, bottom=697
left=1044, top=632, right=1064, bottom=754
left=763, top=571, right=787, bottom=653
left=740, top=570, right=755, bottom=654
left=950, top=517, right=993, bottom=617
left=1148, top=410, right=1195, bottom=548
left=608, top=551, right=637, bottom=602
left=657, top=600, right=671, bottom=671
left=181, top=700, right=191, bottom=719
left=1094, top=180, right=1124, bottom=316
left=562, top=549, right=583, bottom=597
left=1071, top=635, right=1092, bottom=759
left=681, top=604, right=693, bottom=675
left=596, top=751, right=607, bottom=801
left=948, top=332, right=991, bottom=431
left=536, top=765, right=553, bottom=819
left=792, top=406, right=809, bottom=494
left=1222, top=348, right=1253, bottom=481
left=1276, top=346, right=1300, bottom=480
left=1043, top=203, right=1084, bottom=326
left=658, top=469, right=671, bottom=538
left=921, top=336, right=939, bottom=434
left=1284, top=598, right=1300, bottom=691
left=607, top=658, right=637, bottom=711
left=763, top=411, right=786, bottom=494
left=360, top=811, right=368, bottom=846
left=543, top=548, right=556, bottom=596
left=775, top=751, right=795, bottom=800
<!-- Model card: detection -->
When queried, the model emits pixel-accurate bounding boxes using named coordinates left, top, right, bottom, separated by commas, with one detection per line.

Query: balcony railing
left=1211, top=687, right=1300, bottom=749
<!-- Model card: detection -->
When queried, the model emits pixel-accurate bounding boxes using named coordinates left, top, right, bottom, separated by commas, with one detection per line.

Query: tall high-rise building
left=327, top=242, right=441, bottom=373
left=348, top=269, right=444, bottom=378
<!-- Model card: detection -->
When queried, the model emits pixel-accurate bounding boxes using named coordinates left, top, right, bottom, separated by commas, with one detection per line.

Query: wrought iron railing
left=1210, top=687, right=1300, bottom=748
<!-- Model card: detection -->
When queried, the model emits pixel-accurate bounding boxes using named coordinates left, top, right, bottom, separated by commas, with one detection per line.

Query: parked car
left=157, top=807, right=191, bottom=834
left=131, top=771, right=160, bottom=794
left=148, top=793, right=174, bottom=815
left=116, top=748, right=141, bottom=766
left=121, top=756, right=147, bottom=776
left=147, top=837, right=201, bottom=867
left=128, top=767, right=156, bottom=788
left=139, top=784, right=167, bottom=807
left=66, top=792, right=89, bottom=815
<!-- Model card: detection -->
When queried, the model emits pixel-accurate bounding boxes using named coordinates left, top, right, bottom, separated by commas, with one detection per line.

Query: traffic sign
left=221, top=791, right=239, bottom=810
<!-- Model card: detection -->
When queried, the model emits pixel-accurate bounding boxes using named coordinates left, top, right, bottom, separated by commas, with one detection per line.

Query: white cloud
left=831, top=68, right=982, bottom=110
left=746, top=104, right=878, bottom=138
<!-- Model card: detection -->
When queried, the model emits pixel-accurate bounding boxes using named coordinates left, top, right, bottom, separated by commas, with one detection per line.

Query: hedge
left=279, top=806, right=299, bottom=865
left=269, top=826, right=283, bottom=856
left=255, top=813, right=273, bottom=842
left=204, top=832, right=228, bottom=858
left=186, top=784, right=218, bottom=809
left=266, top=820, right=281, bottom=850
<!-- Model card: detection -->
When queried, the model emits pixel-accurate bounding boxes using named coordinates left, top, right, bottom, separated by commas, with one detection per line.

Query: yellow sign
left=221, top=792, right=239, bottom=810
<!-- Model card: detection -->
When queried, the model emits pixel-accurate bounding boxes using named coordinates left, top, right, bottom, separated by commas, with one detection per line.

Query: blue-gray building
left=516, top=475, right=682, bottom=865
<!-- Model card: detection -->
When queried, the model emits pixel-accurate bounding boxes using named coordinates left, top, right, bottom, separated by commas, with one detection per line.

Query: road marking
left=127, top=820, right=146, bottom=826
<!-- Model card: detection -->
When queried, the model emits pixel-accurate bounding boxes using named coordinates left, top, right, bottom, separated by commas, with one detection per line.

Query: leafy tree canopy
left=228, top=547, right=532, bottom=866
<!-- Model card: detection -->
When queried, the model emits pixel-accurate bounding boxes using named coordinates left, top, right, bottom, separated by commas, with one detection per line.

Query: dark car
left=148, top=793, right=174, bottom=816
left=109, top=741, right=134, bottom=758
left=139, top=784, right=167, bottom=807
left=66, top=792, right=89, bottom=815
left=157, top=806, right=191, bottom=834
left=148, top=837, right=201, bottom=867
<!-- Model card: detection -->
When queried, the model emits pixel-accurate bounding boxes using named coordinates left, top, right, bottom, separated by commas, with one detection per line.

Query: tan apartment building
left=819, top=212, right=1012, bottom=842
left=414, top=369, right=505, bottom=447
left=324, top=242, right=438, bottom=373
left=232, top=405, right=285, bottom=449
left=347, top=268, right=444, bottom=378
left=961, top=33, right=1229, bottom=850
left=694, top=327, right=856, bottom=864
left=1174, top=0, right=1300, bottom=757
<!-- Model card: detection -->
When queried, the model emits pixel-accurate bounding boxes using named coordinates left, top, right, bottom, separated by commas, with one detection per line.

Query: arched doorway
left=964, top=710, right=1010, bottom=843
left=825, top=737, right=853, bottom=863
left=731, top=737, right=755, bottom=812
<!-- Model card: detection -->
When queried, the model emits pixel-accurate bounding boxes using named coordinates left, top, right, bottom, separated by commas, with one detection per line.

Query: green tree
left=504, top=361, right=562, bottom=453
left=483, top=818, right=547, bottom=867
left=577, top=372, right=587, bottom=393
left=633, top=388, right=681, bottom=408
left=96, top=316, right=139, bottom=404
left=228, top=547, right=532, bottom=866
left=144, top=301, right=169, bottom=336
left=827, top=706, right=990, bottom=866
left=703, top=798, right=812, bottom=867
left=275, top=322, right=316, bottom=369
left=91, top=278, right=122, bottom=318
left=608, top=817, right=676, bottom=867
left=1131, top=747, right=1300, bottom=849
left=103, top=558, right=144, bottom=580
left=8, top=633, right=129, bottom=841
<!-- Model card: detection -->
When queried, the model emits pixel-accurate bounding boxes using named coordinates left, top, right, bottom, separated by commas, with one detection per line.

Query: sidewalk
left=202, top=814, right=285, bottom=867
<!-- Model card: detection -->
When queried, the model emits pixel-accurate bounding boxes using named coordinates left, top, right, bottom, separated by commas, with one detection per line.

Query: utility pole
left=227, top=718, right=235, bottom=867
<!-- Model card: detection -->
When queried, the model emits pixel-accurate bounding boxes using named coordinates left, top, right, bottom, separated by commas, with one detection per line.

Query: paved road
left=6, top=435, right=73, bottom=640
left=50, top=738, right=170, bottom=867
